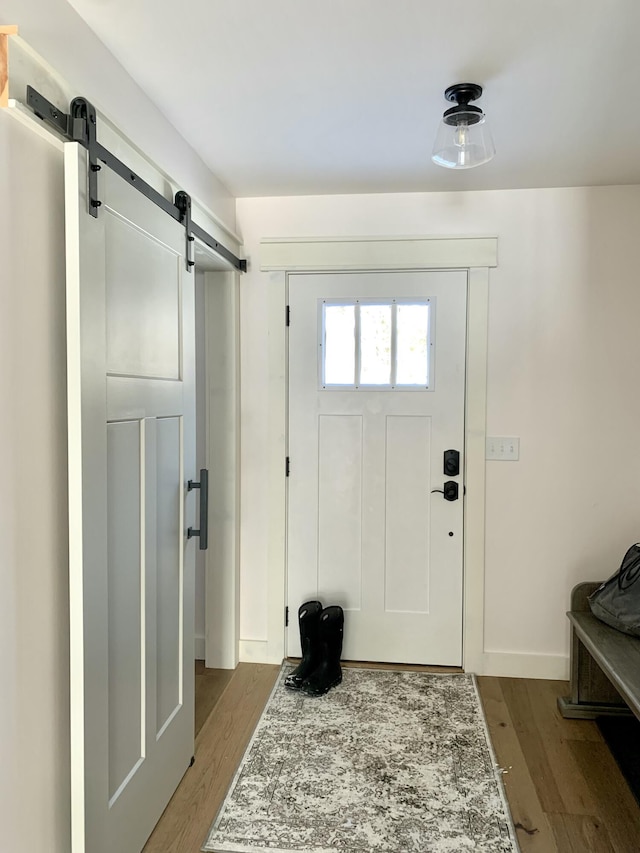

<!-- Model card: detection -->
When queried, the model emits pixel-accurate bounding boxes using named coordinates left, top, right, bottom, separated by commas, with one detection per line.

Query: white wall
left=236, top=185, right=640, bottom=676
left=0, top=0, right=236, bottom=230
left=0, top=114, right=70, bottom=852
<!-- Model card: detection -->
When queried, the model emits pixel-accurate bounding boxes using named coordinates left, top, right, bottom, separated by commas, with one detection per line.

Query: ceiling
left=65, top=0, right=640, bottom=198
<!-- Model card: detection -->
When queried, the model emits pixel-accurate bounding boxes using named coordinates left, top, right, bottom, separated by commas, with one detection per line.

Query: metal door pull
left=187, top=468, right=209, bottom=550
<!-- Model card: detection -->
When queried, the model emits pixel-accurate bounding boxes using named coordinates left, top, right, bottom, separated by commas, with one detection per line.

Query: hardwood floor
left=477, top=676, right=640, bottom=852
left=194, top=660, right=234, bottom=738
left=144, top=664, right=640, bottom=852
left=143, top=663, right=280, bottom=853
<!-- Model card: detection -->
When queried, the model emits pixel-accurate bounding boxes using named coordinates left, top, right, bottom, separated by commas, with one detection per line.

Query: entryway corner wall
left=236, top=185, right=640, bottom=683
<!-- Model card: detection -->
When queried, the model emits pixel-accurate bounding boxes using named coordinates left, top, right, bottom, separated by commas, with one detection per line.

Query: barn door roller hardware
left=26, top=86, right=246, bottom=273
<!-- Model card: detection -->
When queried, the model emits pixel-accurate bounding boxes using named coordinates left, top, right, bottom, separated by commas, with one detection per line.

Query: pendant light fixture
left=432, top=83, right=495, bottom=170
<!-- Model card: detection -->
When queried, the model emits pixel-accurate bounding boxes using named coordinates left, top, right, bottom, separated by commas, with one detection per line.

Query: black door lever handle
left=430, top=481, right=459, bottom=501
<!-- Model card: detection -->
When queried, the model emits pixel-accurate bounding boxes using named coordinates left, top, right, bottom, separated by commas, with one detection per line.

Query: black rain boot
left=284, top=601, right=323, bottom=690
left=301, top=605, right=344, bottom=697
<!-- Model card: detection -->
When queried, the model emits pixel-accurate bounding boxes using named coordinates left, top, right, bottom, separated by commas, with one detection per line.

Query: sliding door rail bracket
left=25, top=85, right=246, bottom=271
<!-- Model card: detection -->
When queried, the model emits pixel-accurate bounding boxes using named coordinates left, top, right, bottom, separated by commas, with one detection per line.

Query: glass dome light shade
left=431, top=112, right=495, bottom=170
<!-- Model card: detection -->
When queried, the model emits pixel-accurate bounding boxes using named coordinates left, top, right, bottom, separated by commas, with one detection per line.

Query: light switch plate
left=486, top=436, right=520, bottom=461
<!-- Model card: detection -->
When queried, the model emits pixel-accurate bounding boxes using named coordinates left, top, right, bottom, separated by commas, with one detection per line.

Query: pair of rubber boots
left=284, top=602, right=344, bottom=696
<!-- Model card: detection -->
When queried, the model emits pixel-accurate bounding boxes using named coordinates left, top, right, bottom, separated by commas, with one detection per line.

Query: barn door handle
left=187, top=469, right=209, bottom=550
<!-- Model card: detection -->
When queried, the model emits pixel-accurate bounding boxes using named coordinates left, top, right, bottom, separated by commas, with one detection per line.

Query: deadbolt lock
left=444, top=449, right=460, bottom=477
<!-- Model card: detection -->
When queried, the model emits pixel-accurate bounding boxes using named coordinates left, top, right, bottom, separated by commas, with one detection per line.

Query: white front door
left=65, top=144, right=196, bottom=853
left=287, top=271, right=467, bottom=666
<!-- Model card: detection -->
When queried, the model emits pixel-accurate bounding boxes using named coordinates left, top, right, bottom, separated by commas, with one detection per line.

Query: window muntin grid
left=319, top=298, right=433, bottom=390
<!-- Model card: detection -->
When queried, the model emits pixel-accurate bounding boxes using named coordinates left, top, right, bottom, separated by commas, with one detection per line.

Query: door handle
left=187, top=468, right=209, bottom=550
left=431, top=481, right=459, bottom=501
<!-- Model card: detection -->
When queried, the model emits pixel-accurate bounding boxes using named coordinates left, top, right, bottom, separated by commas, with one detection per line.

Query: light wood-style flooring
left=481, top=675, right=640, bottom=852
left=143, top=663, right=640, bottom=853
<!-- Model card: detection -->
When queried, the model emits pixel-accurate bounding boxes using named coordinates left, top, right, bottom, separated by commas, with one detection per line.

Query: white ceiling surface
left=65, top=0, right=640, bottom=198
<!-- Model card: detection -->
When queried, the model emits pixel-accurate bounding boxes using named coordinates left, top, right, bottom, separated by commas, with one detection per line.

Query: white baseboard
left=239, top=639, right=270, bottom=663
left=480, top=650, right=569, bottom=680
left=194, top=634, right=206, bottom=661
left=239, top=641, right=568, bottom=680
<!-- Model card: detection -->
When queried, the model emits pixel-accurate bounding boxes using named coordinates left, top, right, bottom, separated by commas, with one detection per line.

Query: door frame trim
left=262, top=236, right=496, bottom=673
left=203, top=269, right=242, bottom=669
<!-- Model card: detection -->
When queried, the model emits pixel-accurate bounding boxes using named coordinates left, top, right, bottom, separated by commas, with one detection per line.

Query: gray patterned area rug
left=203, top=666, right=519, bottom=853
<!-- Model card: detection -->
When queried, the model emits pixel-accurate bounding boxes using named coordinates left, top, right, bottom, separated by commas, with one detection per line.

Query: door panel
left=65, top=143, right=195, bottom=853
left=156, top=415, right=183, bottom=735
left=105, top=213, right=182, bottom=379
left=384, top=415, right=431, bottom=614
left=287, top=271, right=467, bottom=666
left=317, top=414, right=363, bottom=605
left=106, top=420, right=143, bottom=803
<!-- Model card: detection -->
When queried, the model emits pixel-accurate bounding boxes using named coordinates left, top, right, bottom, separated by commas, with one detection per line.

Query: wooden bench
left=558, top=581, right=640, bottom=721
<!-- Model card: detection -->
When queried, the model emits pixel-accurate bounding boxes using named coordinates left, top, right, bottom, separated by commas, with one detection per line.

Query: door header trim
left=260, top=236, right=497, bottom=271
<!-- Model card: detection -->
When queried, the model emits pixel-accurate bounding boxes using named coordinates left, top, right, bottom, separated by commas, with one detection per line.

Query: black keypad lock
left=444, top=449, right=460, bottom=477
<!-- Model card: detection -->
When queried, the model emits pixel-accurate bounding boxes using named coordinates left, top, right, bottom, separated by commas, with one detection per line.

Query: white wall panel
left=0, top=113, right=70, bottom=851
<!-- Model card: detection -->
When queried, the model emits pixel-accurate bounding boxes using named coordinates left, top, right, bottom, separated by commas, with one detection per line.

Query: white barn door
left=65, top=144, right=196, bottom=853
